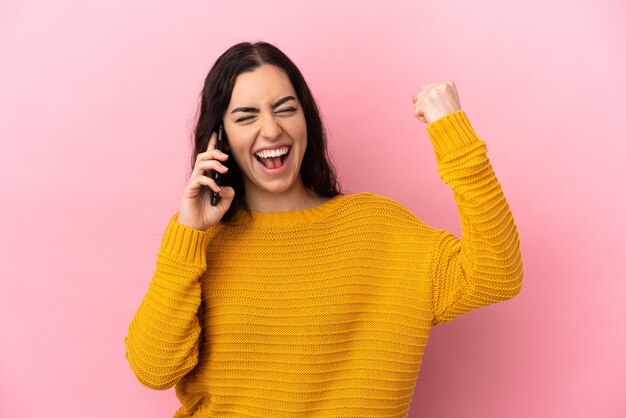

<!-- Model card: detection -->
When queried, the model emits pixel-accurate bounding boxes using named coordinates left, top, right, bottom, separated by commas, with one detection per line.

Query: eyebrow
left=230, top=95, right=296, bottom=114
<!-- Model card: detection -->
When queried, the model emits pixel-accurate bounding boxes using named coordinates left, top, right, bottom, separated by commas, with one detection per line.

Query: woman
left=125, top=41, right=523, bottom=418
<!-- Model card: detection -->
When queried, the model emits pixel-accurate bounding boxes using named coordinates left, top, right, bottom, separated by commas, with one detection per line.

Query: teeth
left=255, top=146, right=289, bottom=159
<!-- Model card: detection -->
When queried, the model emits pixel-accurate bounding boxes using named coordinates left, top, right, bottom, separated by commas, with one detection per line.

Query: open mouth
left=254, top=146, right=290, bottom=170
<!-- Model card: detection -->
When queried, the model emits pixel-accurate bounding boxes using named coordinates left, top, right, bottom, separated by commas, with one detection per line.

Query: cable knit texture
left=124, top=110, right=523, bottom=417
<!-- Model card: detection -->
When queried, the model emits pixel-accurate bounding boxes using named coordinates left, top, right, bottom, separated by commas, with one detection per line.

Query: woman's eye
left=236, top=108, right=296, bottom=123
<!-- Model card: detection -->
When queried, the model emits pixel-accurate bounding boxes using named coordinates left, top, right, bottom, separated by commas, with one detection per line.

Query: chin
left=253, top=177, right=300, bottom=195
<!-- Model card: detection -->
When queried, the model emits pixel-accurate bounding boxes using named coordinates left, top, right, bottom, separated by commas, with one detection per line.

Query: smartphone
left=210, top=122, right=225, bottom=206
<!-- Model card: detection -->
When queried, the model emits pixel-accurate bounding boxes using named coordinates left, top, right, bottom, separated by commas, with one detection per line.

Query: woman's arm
left=425, top=110, right=524, bottom=325
left=124, top=213, right=215, bottom=389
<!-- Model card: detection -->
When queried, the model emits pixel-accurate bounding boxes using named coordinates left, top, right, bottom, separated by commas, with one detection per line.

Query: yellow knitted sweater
left=125, top=110, right=523, bottom=417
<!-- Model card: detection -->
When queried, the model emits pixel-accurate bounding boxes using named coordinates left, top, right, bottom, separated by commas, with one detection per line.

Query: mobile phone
left=210, top=122, right=225, bottom=206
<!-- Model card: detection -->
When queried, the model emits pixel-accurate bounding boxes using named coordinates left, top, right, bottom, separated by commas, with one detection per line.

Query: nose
left=259, top=113, right=282, bottom=140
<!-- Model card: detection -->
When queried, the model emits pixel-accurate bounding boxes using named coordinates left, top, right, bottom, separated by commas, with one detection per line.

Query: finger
left=413, top=106, right=428, bottom=124
left=414, top=112, right=427, bottom=123
left=196, top=174, right=221, bottom=193
left=195, top=159, right=229, bottom=175
left=206, top=131, right=217, bottom=152
left=416, top=90, right=429, bottom=101
left=422, top=81, right=440, bottom=89
left=193, top=162, right=227, bottom=182
left=196, top=148, right=229, bottom=165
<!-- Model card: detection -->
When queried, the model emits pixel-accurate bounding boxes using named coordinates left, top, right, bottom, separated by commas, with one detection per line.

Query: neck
left=244, top=177, right=321, bottom=213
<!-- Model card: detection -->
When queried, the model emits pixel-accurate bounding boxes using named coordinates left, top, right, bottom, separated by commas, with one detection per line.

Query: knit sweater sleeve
left=426, top=110, right=523, bottom=326
left=124, top=213, right=217, bottom=390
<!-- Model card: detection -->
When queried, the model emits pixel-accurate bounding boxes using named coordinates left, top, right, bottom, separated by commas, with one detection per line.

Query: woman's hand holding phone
left=177, top=131, right=235, bottom=230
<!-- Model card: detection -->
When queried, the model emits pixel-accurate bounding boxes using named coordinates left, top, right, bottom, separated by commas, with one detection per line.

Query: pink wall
left=1, top=0, right=624, bottom=417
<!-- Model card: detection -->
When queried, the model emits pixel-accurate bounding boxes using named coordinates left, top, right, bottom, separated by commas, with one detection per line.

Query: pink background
left=1, top=0, right=625, bottom=417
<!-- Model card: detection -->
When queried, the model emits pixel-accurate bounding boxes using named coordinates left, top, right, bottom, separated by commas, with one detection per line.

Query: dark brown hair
left=190, top=41, right=341, bottom=222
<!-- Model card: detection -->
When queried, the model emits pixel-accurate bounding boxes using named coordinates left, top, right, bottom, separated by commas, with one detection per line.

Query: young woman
left=125, top=41, right=523, bottom=418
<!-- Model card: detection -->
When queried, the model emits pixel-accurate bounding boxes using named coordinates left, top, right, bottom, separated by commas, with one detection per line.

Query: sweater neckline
left=228, top=193, right=347, bottom=228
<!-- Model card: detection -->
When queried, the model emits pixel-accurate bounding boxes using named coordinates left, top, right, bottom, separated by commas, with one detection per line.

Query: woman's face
left=223, top=64, right=307, bottom=198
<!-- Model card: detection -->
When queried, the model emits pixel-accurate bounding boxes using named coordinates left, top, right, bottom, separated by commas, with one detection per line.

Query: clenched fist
left=412, top=80, right=462, bottom=124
